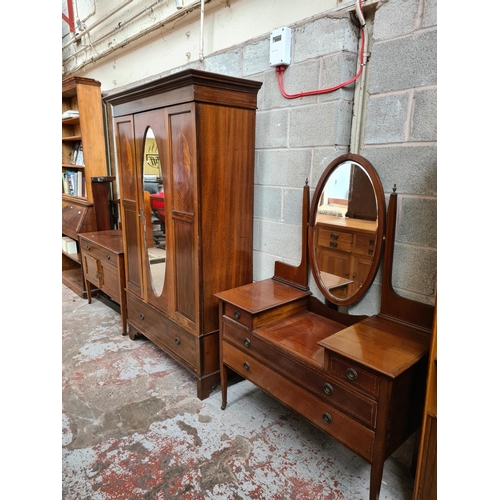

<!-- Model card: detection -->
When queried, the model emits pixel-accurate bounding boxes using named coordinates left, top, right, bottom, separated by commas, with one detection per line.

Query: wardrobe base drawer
left=127, top=293, right=197, bottom=371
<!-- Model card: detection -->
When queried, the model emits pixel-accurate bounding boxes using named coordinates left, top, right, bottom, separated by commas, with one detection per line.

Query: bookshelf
left=62, top=76, right=109, bottom=298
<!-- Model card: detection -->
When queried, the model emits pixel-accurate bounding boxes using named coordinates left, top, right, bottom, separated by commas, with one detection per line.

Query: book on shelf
left=75, top=142, right=84, bottom=166
left=62, top=110, right=79, bottom=119
left=77, top=171, right=83, bottom=197
left=62, top=173, right=69, bottom=194
left=69, top=141, right=80, bottom=165
left=62, top=236, right=78, bottom=254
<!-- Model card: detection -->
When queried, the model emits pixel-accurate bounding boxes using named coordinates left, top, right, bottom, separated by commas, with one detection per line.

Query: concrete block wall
left=238, top=0, right=437, bottom=313
left=243, top=16, right=360, bottom=288
left=353, top=0, right=437, bottom=314
left=196, top=13, right=361, bottom=303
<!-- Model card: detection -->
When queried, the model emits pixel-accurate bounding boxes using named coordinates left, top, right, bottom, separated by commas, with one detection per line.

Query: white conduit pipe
left=350, top=0, right=369, bottom=155
left=64, top=0, right=201, bottom=67
left=199, top=0, right=205, bottom=62
left=62, top=0, right=135, bottom=50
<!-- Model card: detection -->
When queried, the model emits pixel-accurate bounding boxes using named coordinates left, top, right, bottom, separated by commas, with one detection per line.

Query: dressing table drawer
left=223, top=341, right=375, bottom=461
left=222, top=302, right=252, bottom=329
left=317, top=228, right=352, bottom=253
left=225, top=325, right=378, bottom=427
left=222, top=318, right=253, bottom=349
left=127, top=293, right=197, bottom=370
left=328, top=355, right=380, bottom=399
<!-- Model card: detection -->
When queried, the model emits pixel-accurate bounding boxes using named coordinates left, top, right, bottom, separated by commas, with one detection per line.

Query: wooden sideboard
left=315, top=215, right=377, bottom=298
left=80, top=230, right=127, bottom=335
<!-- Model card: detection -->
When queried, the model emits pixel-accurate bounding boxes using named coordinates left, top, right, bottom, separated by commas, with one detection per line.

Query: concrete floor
left=62, top=284, right=417, bottom=500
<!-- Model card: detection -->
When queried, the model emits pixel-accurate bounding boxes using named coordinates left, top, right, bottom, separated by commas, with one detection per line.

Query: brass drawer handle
left=106, top=254, right=111, bottom=260
left=323, top=383, right=333, bottom=395
left=86, top=245, right=91, bottom=250
left=243, top=338, right=251, bottom=348
left=139, top=313, right=145, bottom=320
left=322, top=413, right=332, bottom=424
left=346, top=368, right=358, bottom=381
left=329, top=241, right=338, bottom=248
left=243, top=361, right=250, bottom=371
left=330, top=233, right=339, bottom=240
left=175, top=337, right=181, bottom=345
left=369, top=239, right=375, bottom=246
left=233, top=310, right=241, bottom=320
left=368, top=249, right=373, bottom=255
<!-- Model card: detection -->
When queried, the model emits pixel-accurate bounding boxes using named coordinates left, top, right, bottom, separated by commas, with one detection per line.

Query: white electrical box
left=269, top=27, right=292, bottom=67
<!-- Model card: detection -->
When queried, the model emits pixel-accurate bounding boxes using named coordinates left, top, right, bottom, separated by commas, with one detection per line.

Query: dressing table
left=215, top=154, right=435, bottom=500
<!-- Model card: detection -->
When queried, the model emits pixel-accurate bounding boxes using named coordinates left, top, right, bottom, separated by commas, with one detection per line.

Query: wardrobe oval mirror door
left=142, top=127, right=166, bottom=297
left=308, top=154, right=386, bottom=306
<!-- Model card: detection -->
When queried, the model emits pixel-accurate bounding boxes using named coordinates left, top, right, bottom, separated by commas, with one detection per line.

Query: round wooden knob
left=346, top=368, right=358, bottom=381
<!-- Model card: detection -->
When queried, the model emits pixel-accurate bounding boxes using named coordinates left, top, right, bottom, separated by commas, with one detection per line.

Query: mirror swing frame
left=273, top=153, right=386, bottom=307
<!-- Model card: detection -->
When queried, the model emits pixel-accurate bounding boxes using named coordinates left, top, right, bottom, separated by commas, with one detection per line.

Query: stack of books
left=62, top=110, right=79, bottom=119
left=62, top=170, right=84, bottom=197
left=62, top=236, right=78, bottom=254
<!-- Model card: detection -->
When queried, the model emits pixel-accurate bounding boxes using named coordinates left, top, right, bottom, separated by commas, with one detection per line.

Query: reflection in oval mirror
left=142, top=127, right=166, bottom=297
left=308, top=154, right=385, bottom=306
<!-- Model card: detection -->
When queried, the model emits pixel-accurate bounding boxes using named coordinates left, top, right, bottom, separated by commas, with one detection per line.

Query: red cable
left=276, top=1, right=365, bottom=99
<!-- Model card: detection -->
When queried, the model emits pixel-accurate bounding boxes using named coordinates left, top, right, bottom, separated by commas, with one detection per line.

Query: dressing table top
left=318, top=315, right=430, bottom=378
left=215, top=278, right=311, bottom=313
left=315, top=214, right=377, bottom=233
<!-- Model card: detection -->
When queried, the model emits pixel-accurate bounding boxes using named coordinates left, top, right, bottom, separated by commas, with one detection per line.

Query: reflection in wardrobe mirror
left=309, top=154, right=385, bottom=306
left=142, top=127, right=166, bottom=296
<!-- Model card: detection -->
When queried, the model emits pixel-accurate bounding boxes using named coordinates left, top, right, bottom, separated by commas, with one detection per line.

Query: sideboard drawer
left=128, top=293, right=197, bottom=370
left=80, top=239, right=118, bottom=267
left=223, top=341, right=375, bottom=461
left=353, top=233, right=376, bottom=256
left=317, top=228, right=352, bottom=253
left=329, top=354, right=380, bottom=399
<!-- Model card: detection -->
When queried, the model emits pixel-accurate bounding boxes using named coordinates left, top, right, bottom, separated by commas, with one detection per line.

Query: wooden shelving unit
left=413, top=306, right=437, bottom=500
left=62, top=76, right=108, bottom=298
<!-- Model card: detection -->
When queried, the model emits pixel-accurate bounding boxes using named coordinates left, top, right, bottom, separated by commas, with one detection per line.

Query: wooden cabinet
left=105, top=69, right=262, bottom=400
left=413, top=307, right=437, bottom=500
left=62, top=77, right=109, bottom=298
left=80, top=230, right=127, bottom=335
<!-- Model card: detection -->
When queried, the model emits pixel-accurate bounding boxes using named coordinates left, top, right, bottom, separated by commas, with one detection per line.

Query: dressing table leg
left=369, top=460, right=384, bottom=500
left=221, top=363, right=228, bottom=410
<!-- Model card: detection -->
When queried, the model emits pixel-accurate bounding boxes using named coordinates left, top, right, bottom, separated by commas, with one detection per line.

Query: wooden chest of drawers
left=79, top=230, right=127, bottom=334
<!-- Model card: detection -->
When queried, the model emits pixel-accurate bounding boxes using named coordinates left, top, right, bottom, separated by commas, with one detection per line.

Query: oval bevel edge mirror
left=142, top=127, right=166, bottom=297
left=308, top=153, right=386, bottom=306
